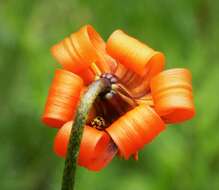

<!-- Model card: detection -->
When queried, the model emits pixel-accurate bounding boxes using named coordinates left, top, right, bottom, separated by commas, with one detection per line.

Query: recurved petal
left=106, top=29, right=165, bottom=76
left=42, top=69, right=84, bottom=128
left=51, top=25, right=116, bottom=83
left=107, top=30, right=165, bottom=98
left=54, top=121, right=117, bottom=171
left=150, top=68, right=195, bottom=123
left=106, top=105, right=165, bottom=159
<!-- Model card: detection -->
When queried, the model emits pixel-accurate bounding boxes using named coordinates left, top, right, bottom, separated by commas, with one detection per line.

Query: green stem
left=61, top=78, right=111, bottom=190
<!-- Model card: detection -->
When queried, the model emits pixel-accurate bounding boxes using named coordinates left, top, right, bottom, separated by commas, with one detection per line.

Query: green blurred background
left=0, top=0, right=219, bottom=189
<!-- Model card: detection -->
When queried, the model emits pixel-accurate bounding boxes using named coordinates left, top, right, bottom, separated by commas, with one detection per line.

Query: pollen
left=90, top=116, right=106, bottom=130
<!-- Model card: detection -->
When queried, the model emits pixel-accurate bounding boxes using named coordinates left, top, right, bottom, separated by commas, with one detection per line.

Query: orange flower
left=42, top=25, right=195, bottom=171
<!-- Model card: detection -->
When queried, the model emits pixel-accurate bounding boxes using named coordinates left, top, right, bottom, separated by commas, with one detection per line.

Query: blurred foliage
left=0, top=0, right=219, bottom=189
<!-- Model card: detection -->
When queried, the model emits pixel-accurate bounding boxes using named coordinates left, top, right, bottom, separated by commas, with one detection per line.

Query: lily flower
left=42, top=25, right=195, bottom=171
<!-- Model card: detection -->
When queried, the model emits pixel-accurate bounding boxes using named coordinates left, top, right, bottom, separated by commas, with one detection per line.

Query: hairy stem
left=61, top=78, right=111, bottom=190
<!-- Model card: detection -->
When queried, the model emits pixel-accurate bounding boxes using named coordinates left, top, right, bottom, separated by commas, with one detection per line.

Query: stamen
left=116, top=91, right=137, bottom=108
left=133, top=152, right=138, bottom=161
left=91, top=62, right=102, bottom=76
left=112, top=83, right=137, bottom=105
left=92, top=73, right=140, bottom=129
left=135, top=94, right=154, bottom=106
left=94, top=98, right=107, bottom=118
left=105, top=90, right=125, bottom=115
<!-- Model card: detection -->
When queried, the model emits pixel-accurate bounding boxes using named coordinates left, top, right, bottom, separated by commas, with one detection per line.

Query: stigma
left=100, top=73, right=118, bottom=84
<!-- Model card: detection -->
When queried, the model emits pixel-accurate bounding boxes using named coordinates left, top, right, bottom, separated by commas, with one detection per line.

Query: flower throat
left=88, top=73, right=137, bottom=130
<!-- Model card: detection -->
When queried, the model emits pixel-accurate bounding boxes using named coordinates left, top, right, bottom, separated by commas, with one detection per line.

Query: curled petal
left=106, top=30, right=165, bottom=97
left=51, top=25, right=116, bottom=84
left=71, top=25, right=116, bottom=73
left=106, top=30, right=165, bottom=76
left=106, top=105, right=165, bottom=159
left=150, top=68, right=195, bottom=123
left=42, top=69, right=84, bottom=127
left=54, top=121, right=117, bottom=171
left=51, top=40, right=85, bottom=73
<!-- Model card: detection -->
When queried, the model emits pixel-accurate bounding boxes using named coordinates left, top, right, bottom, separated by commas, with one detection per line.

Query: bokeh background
left=0, top=0, right=219, bottom=189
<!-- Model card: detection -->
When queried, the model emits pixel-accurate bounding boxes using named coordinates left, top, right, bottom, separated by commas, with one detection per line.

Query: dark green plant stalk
left=61, top=78, right=111, bottom=190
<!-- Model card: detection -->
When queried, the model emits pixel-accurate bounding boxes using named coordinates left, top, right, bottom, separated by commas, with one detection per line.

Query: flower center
left=88, top=73, right=137, bottom=130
